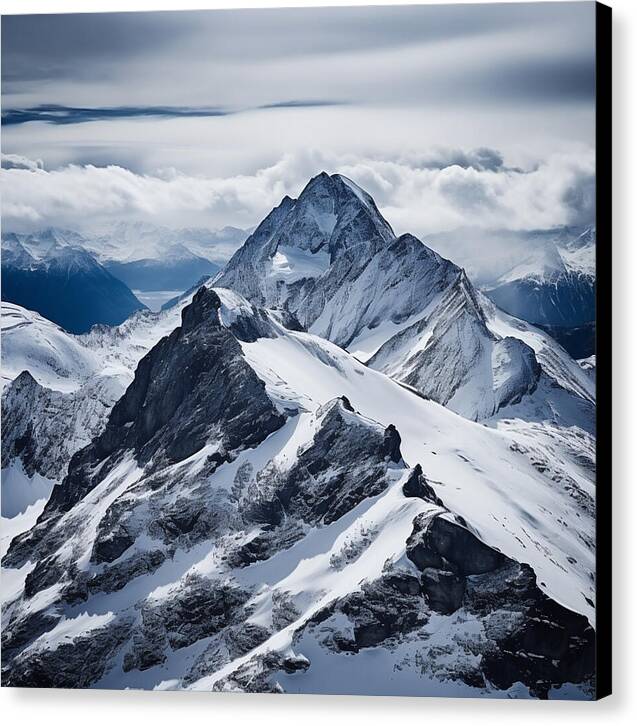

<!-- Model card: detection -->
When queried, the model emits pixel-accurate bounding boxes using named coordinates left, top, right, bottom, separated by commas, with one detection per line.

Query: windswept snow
left=237, top=309, right=596, bottom=623
left=1, top=303, right=103, bottom=392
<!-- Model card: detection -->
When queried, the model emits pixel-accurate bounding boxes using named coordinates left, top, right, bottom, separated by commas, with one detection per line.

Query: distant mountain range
left=82, top=221, right=246, bottom=291
left=1, top=223, right=249, bottom=331
left=1, top=230, right=146, bottom=334
left=483, top=227, right=595, bottom=318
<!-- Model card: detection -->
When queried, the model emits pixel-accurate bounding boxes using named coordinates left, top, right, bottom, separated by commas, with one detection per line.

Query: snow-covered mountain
left=480, top=227, right=596, bottom=354
left=2, top=223, right=248, bottom=304
left=216, top=173, right=594, bottom=423
left=2, top=288, right=596, bottom=697
left=0, top=296, right=195, bottom=477
left=1, top=231, right=146, bottom=333
left=1, top=174, right=597, bottom=698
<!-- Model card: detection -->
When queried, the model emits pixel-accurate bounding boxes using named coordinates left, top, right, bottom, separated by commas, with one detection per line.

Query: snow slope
left=235, top=301, right=596, bottom=622
left=1, top=289, right=595, bottom=697
left=1, top=303, right=103, bottom=392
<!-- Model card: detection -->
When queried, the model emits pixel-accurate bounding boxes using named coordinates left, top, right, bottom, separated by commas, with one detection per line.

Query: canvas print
left=0, top=2, right=610, bottom=699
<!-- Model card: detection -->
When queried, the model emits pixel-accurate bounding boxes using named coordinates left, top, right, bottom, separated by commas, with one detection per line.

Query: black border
left=595, top=0, right=612, bottom=701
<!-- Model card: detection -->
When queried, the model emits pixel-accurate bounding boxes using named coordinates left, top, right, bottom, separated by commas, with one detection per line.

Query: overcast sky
left=1, top=2, right=596, bottom=243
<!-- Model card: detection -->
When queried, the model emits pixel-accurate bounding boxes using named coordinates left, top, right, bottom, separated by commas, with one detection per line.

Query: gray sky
left=1, top=2, right=596, bottom=237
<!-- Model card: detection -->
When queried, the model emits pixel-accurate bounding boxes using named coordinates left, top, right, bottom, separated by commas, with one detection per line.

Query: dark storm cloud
left=1, top=101, right=346, bottom=126
left=1, top=105, right=231, bottom=126
left=0, top=12, right=196, bottom=83
left=474, top=55, right=596, bottom=103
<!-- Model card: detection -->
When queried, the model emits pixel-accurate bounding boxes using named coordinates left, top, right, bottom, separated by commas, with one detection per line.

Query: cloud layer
left=1, top=147, right=595, bottom=241
left=1, top=6, right=596, bottom=289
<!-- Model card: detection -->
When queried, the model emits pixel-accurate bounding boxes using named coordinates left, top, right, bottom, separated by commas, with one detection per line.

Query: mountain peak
left=307, top=170, right=332, bottom=184
left=180, top=285, right=222, bottom=332
left=297, top=172, right=378, bottom=215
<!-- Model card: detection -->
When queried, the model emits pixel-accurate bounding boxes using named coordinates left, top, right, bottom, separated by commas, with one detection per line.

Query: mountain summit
left=216, top=173, right=593, bottom=422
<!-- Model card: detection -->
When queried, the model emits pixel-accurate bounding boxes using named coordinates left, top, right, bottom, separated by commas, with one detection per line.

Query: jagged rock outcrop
left=240, top=397, right=403, bottom=526
left=51, top=287, right=284, bottom=515
left=285, top=511, right=594, bottom=699
left=3, top=287, right=286, bottom=569
left=1, top=370, right=123, bottom=480
left=93, top=286, right=285, bottom=470
left=3, top=615, right=133, bottom=689
left=2, top=374, right=433, bottom=691
left=123, top=576, right=252, bottom=673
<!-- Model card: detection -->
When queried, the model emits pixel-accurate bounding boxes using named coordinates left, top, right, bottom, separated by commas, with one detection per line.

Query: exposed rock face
left=3, top=287, right=285, bottom=569
left=183, top=622, right=272, bottom=686
left=93, top=286, right=285, bottom=471
left=402, top=464, right=443, bottom=504
left=463, top=561, right=595, bottom=697
left=53, top=287, right=284, bottom=515
left=292, top=511, right=594, bottom=699
left=240, top=398, right=402, bottom=526
left=3, top=617, right=133, bottom=688
left=330, top=573, right=427, bottom=650
left=83, top=550, right=167, bottom=597
left=1, top=393, right=596, bottom=699
left=420, top=568, right=466, bottom=614
left=123, top=576, right=252, bottom=673
left=407, top=515, right=507, bottom=576
left=405, top=513, right=594, bottom=697
left=1, top=370, right=123, bottom=480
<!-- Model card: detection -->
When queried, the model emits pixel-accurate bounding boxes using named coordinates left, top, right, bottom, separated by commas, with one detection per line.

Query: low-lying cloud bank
left=1, top=147, right=594, bottom=242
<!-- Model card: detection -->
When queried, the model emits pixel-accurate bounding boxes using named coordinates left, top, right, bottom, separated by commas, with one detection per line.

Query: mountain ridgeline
left=216, top=172, right=594, bottom=422
left=1, top=172, right=597, bottom=697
